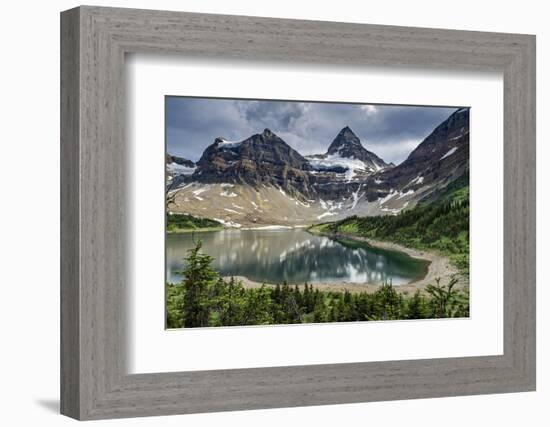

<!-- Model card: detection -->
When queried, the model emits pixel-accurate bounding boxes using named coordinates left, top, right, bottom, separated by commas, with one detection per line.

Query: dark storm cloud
left=166, top=96, right=458, bottom=165
left=237, top=100, right=309, bottom=130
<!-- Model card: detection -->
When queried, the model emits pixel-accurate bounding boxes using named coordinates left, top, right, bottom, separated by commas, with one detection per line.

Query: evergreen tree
left=166, top=241, right=470, bottom=328
left=425, top=277, right=460, bottom=318
left=166, top=283, right=185, bottom=328
left=374, top=283, right=402, bottom=320
left=242, top=286, right=274, bottom=325
left=406, top=290, right=428, bottom=319
left=313, top=297, right=327, bottom=323
left=181, top=240, right=218, bottom=328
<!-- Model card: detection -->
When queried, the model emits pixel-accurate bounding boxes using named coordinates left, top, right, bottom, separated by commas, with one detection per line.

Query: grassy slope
left=310, top=174, right=470, bottom=275
left=167, top=213, right=223, bottom=233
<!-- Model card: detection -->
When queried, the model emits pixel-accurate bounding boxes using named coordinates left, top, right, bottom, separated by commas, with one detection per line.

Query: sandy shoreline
left=224, top=232, right=466, bottom=294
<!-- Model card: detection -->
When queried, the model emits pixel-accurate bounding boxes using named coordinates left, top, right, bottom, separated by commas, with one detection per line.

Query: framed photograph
left=164, top=97, right=471, bottom=329
left=61, top=6, right=536, bottom=420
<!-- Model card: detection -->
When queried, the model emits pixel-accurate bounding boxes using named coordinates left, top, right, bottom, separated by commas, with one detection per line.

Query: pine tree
left=313, top=297, right=327, bottom=323
left=407, top=290, right=427, bottom=319
left=303, top=282, right=311, bottom=311
left=273, top=283, right=281, bottom=303
left=374, top=283, right=402, bottom=320
left=425, top=277, right=460, bottom=318
left=181, top=240, right=218, bottom=327
left=294, top=284, right=302, bottom=308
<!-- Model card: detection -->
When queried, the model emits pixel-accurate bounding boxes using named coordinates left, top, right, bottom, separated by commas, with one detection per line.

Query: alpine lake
left=166, top=228, right=429, bottom=286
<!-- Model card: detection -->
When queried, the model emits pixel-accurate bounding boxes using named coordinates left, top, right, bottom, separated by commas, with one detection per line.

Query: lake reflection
left=166, top=229, right=429, bottom=286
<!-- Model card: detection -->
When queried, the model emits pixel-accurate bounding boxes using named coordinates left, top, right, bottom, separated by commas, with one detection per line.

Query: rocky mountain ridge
left=191, top=128, right=315, bottom=199
left=167, top=108, right=470, bottom=227
left=312, top=125, right=390, bottom=171
left=166, top=154, right=195, bottom=168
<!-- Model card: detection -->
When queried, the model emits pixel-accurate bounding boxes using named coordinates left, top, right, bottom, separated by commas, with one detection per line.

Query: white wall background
left=0, top=0, right=547, bottom=425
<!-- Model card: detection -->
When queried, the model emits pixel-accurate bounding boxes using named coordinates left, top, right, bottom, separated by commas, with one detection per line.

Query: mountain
left=382, top=107, right=469, bottom=187
left=330, top=107, right=470, bottom=215
left=307, top=126, right=390, bottom=177
left=365, top=107, right=469, bottom=201
left=305, top=126, right=392, bottom=199
left=326, top=126, right=390, bottom=170
left=166, top=154, right=196, bottom=188
left=192, top=128, right=314, bottom=199
left=166, top=154, right=195, bottom=168
left=167, top=108, right=470, bottom=227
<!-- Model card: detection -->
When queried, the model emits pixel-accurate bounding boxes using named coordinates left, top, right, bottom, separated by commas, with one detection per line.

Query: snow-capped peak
left=308, top=154, right=375, bottom=182
left=215, top=137, right=241, bottom=149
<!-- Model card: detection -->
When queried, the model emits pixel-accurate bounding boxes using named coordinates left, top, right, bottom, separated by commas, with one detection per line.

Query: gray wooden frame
left=60, top=5, right=536, bottom=420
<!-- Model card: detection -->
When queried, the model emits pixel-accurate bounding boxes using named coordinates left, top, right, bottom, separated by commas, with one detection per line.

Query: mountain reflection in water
left=166, top=229, right=429, bottom=286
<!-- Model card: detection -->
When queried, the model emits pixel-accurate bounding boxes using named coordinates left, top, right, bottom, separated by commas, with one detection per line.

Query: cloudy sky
left=166, top=97, right=459, bottom=165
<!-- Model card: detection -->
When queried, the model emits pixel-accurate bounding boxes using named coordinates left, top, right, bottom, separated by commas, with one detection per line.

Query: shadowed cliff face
left=362, top=107, right=470, bottom=201
left=192, top=128, right=315, bottom=200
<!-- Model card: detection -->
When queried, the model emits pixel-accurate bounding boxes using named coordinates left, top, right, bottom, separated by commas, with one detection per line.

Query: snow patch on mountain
left=410, top=175, right=424, bottom=185
left=192, top=187, right=209, bottom=196
left=295, top=199, right=311, bottom=208
left=317, top=211, right=337, bottom=220
left=316, top=198, right=345, bottom=219
left=167, top=162, right=196, bottom=176
left=213, top=218, right=242, bottom=228
left=278, top=187, right=290, bottom=198
left=379, top=190, right=397, bottom=205
left=349, top=185, right=364, bottom=210
left=397, top=189, right=415, bottom=199
left=216, top=138, right=241, bottom=149
left=224, top=208, right=240, bottom=214
left=440, top=147, right=458, bottom=160
left=372, top=161, right=385, bottom=172
left=308, top=154, right=375, bottom=181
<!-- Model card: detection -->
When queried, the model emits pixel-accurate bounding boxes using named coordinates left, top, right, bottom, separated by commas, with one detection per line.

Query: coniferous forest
left=309, top=174, right=470, bottom=276
left=166, top=240, right=469, bottom=329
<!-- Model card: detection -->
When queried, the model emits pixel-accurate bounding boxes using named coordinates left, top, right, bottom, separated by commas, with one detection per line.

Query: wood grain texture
left=60, top=6, right=536, bottom=420
left=60, top=7, right=80, bottom=419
